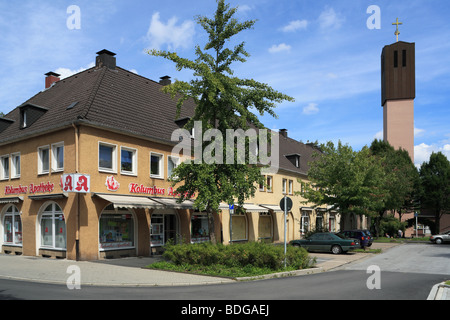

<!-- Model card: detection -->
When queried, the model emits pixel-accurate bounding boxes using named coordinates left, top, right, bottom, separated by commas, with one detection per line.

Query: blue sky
left=0, top=0, right=449, bottom=167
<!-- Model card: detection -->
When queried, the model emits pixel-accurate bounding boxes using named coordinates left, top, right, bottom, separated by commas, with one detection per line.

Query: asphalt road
left=0, top=243, right=448, bottom=303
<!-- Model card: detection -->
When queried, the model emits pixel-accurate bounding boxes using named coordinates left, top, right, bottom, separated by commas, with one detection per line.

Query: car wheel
left=331, top=245, right=342, bottom=254
left=435, top=238, right=443, bottom=244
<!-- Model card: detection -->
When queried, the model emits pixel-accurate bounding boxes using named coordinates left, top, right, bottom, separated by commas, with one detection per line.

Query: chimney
left=96, top=49, right=116, bottom=70
left=159, top=75, right=171, bottom=86
left=45, top=72, right=60, bottom=89
left=279, top=129, right=288, bottom=138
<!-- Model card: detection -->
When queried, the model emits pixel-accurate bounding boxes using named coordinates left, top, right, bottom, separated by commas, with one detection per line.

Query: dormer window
left=286, top=153, right=301, bottom=168
left=19, top=104, right=48, bottom=129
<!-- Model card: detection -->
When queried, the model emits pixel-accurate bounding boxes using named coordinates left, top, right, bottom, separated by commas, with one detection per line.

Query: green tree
left=148, top=0, right=294, bottom=243
left=298, top=141, right=385, bottom=230
left=419, top=152, right=450, bottom=234
left=369, top=139, right=420, bottom=237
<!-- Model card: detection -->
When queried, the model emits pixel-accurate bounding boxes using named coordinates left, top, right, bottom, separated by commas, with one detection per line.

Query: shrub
left=161, top=241, right=313, bottom=271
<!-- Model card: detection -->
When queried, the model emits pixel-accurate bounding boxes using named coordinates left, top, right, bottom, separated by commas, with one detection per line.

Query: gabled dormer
left=19, top=103, right=48, bottom=129
left=285, top=153, right=301, bottom=168
left=0, top=117, right=15, bottom=134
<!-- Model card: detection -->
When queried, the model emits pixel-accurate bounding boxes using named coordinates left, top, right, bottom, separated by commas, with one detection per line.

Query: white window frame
left=11, top=153, right=20, bottom=179
left=259, top=175, right=265, bottom=192
left=51, top=142, right=64, bottom=172
left=120, top=146, right=137, bottom=176
left=0, top=154, right=9, bottom=180
left=98, top=142, right=117, bottom=173
left=3, top=205, right=22, bottom=246
left=39, top=203, right=66, bottom=250
left=282, top=178, right=287, bottom=194
left=38, top=145, right=50, bottom=175
left=167, top=155, right=179, bottom=179
left=150, top=152, right=164, bottom=179
left=288, top=180, right=293, bottom=195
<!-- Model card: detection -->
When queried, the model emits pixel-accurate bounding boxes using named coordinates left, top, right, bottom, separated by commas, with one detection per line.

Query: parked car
left=289, top=232, right=359, bottom=254
left=340, top=230, right=373, bottom=248
left=430, top=231, right=450, bottom=244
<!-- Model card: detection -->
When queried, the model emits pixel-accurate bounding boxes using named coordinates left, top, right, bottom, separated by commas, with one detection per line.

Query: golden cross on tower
left=392, top=17, right=403, bottom=42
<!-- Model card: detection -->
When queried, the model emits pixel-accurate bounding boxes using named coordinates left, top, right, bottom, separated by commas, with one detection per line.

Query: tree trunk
left=207, top=209, right=217, bottom=244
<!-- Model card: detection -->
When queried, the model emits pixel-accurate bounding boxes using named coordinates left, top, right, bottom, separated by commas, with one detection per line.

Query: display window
left=191, top=214, right=210, bottom=243
left=99, top=205, right=135, bottom=250
left=258, top=212, right=272, bottom=241
left=3, top=205, right=22, bottom=245
left=40, top=203, right=66, bottom=249
left=231, top=212, right=247, bottom=242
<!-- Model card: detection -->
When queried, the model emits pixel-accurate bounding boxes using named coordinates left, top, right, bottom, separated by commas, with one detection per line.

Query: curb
left=234, top=267, right=324, bottom=281
left=427, top=282, right=450, bottom=300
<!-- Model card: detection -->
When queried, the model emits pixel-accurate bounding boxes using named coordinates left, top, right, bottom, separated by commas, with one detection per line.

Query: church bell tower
left=381, top=18, right=415, bottom=162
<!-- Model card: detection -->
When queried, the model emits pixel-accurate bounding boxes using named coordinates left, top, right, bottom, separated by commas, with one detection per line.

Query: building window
left=3, top=205, right=22, bottom=245
left=40, top=203, right=66, bottom=249
left=282, top=178, right=287, bottom=194
left=288, top=180, right=293, bottom=195
left=402, top=50, right=407, bottom=67
left=191, top=213, right=210, bottom=243
left=266, top=176, right=273, bottom=192
left=51, top=142, right=64, bottom=172
left=150, top=152, right=164, bottom=179
left=120, top=147, right=137, bottom=175
left=259, top=175, right=265, bottom=192
left=167, top=156, right=179, bottom=179
left=258, top=212, right=272, bottom=241
left=394, top=50, right=398, bottom=68
left=300, top=210, right=310, bottom=235
left=99, top=142, right=117, bottom=172
left=99, top=206, right=135, bottom=251
left=0, top=155, right=9, bottom=180
left=38, top=146, right=50, bottom=174
left=11, top=153, right=20, bottom=179
left=231, top=212, right=247, bottom=242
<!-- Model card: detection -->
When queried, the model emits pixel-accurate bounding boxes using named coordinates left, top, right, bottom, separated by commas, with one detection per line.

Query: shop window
left=120, top=147, right=137, bottom=175
left=51, top=142, right=64, bottom=172
left=167, top=156, right=179, bottom=179
left=40, top=203, right=66, bottom=249
left=150, top=152, right=164, bottom=179
left=258, top=212, right=272, bottom=241
left=231, top=212, right=247, bottom=242
left=38, top=146, right=50, bottom=174
left=99, top=206, right=134, bottom=251
left=3, top=205, right=22, bottom=245
left=0, top=155, right=9, bottom=180
left=300, top=211, right=310, bottom=235
left=99, top=142, right=117, bottom=172
left=150, top=214, right=164, bottom=246
left=11, top=153, right=20, bottom=179
left=191, top=214, right=210, bottom=243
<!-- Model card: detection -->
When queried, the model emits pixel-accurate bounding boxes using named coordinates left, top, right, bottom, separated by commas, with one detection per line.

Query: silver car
left=430, top=231, right=450, bottom=244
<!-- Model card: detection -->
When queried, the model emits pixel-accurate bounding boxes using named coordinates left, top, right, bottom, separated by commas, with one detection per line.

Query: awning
left=241, top=203, right=265, bottom=212
left=0, top=196, right=23, bottom=204
left=94, top=193, right=165, bottom=209
left=300, top=207, right=314, bottom=211
left=29, top=193, right=68, bottom=200
left=259, top=204, right=283, bottom=212
left=151, top=197, right=194, bottom=209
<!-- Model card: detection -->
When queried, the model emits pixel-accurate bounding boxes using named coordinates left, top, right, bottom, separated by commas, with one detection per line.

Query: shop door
left=164, top=214, right=177, bottom=244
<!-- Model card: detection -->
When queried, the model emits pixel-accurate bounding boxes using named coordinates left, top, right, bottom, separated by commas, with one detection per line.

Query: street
left=0, top=243, right=448, bottom=302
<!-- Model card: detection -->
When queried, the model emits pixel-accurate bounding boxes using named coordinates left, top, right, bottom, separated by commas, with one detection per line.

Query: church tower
left=381, top=19, right=415, bottom=162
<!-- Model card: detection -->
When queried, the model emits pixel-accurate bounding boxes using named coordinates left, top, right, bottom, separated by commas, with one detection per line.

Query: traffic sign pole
left=284, top=196, right=287, bottom=268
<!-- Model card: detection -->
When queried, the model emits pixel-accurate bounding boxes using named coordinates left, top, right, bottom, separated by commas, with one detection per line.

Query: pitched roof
left=0, top=51, right=318, bottom=176
left=0, top=64, right=195, bottom=145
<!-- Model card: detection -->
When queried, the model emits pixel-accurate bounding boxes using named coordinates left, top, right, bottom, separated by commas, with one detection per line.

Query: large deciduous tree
left=149, top=0, right=294, bottom=243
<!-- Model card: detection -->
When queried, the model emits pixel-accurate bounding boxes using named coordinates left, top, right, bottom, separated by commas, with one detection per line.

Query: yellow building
left=0, top=50, right=339, bottom=261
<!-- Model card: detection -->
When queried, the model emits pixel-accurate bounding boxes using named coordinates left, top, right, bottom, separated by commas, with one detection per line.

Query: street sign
left=279, top=197, right=293, bottom=212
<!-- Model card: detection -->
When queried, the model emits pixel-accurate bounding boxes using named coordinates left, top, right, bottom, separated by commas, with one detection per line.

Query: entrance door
left=164, top=214, right=177, bottom=244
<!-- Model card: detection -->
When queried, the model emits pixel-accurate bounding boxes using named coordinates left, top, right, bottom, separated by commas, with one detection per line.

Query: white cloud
left=414, top=143, right=450, bottom=167
left=55, top=62, right=95, bottom=80
left=146, top=12, right=195, bottom=50
left=281, top=20, right=308, bottom=32
left=318, top=7, right=344, bottom=30
left=268, top=43, right=291, bottom=53
left=374, top=130, right=383, bottom=140
left=303, top=103, right=319, bottom=115
left=414, top=127, right=425, bottom=137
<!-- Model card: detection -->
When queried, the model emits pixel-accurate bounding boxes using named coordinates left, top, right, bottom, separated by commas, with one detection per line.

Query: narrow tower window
left=402, top=50, right=407, bottom=67
left=394, top=50, right=398, bottom=68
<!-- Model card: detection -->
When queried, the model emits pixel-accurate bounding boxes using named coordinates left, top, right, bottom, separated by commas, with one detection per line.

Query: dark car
left=289, top=232, right=359, bottom=254
left=340, top=230, right=372, bottom=248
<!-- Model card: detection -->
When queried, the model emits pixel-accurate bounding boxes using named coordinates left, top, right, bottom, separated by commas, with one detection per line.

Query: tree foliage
left=148, top=0, right=294, bottom=243
left=419, top=152, right=450, bottom=233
